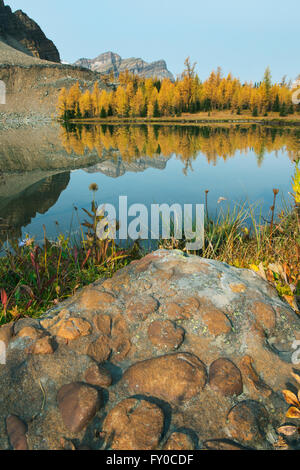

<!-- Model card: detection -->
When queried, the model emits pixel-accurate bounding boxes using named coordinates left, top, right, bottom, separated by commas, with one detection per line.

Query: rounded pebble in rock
left=30, top=336, right=54, bottom=355
left=17, top=327, right=42, bottom=340
left=78, top=289, right=116, bottom=311
left=87, top=335, right=111, bottom=363
left=202, top=310, right=232, bottom=336
left=251, top=301, right=276, bottom=331
left=227, top=400, right=269, bottom=444
left=93, top=314, right=111, bottom=336
left=84, top=364, right=112, bottom=388
left=147, top=320, right=185, bottom=350
left=122, top=353, right=207, bottom=404
left=126, top=295, right=159, bottom=321
left=6, top=415, right=28, bottom=450
left=209, top=358, right=243, bottom=396
left=56, top=317, right=92, bottom=340
left=102, top=398, right=164, bottom=450
left=163, top=302, right=186, bottom=320
left=57, top=382, right=101, bottom=433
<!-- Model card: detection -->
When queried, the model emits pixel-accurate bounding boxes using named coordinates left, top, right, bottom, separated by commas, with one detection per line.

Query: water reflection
left=0, top=173, right=70, bottom=244
left=0, top=123, right=299, bottom=243
left=60, top=123, right=300, bottom=171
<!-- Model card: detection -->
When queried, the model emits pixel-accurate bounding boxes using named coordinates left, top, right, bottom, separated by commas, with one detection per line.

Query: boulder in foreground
left=0, top=249, right=299, bottom=450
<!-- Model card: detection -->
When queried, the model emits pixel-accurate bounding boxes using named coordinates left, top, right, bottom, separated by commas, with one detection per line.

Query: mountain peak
left=74, top=51, right=174, bottom=80
left=0, top=1, right=60, bottom=62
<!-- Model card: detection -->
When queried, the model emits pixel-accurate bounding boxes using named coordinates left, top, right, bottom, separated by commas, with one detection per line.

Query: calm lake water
left=0, top=123, right=299, bottom=245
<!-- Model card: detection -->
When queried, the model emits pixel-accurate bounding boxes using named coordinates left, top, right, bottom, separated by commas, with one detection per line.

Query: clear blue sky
left=7, top=0, right=299, bottom=83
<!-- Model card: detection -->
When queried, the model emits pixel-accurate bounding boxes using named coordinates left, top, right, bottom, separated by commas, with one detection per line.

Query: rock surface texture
left=0, top=249, right=299, bottom=450
left=74, top=51, right=174, bottom=81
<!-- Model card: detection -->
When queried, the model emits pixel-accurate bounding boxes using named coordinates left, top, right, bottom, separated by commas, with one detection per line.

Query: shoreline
left=63, top=116, right=300, bottom=127
left=2, top=113, right=300, bottom=129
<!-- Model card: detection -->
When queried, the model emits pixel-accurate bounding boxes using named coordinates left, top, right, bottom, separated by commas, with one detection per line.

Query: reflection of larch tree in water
left=59, top=124, right=300, bottom=169
left=257, top=143, right=266, bottom=167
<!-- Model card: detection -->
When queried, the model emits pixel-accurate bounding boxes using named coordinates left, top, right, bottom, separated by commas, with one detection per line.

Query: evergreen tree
left=153, top=100, right=160, bottom=117
left=100, top=107, right=107, bottom=118
left=273, top=94, right=280, bottom=112
left=107, top=105, right=113, bottom=117
left=280, top=102, right=287, bottom=117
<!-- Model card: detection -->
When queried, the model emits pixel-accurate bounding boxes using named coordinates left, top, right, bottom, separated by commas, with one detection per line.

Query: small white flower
left=217, top=197, right=227, bottom=204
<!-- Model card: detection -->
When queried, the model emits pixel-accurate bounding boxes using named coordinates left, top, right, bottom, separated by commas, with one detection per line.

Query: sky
left=7, top=0, right=300, bottom=83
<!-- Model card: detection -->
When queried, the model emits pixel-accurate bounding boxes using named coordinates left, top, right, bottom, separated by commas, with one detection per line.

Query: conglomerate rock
left=0, top=249, right=299, bottom=450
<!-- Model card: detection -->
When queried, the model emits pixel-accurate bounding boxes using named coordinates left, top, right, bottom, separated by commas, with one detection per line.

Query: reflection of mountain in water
left=0, top=124, right=173, bottom=243
left=84, top=153, right=169, bottom=178
left=0, top=172, right=70, bottom=243
left=1, top=123, right=299, bottom=244
left=0, top=153, right=171, bottom=243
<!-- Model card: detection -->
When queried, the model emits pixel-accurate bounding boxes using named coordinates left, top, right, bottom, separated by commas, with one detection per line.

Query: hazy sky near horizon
left=7, top=0, right=299, bottom=83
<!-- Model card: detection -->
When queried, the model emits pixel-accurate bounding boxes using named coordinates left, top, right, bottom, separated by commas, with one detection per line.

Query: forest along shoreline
left=56, top=61, right=300, bottom=126
left=63, top=117, right=300, bottom=126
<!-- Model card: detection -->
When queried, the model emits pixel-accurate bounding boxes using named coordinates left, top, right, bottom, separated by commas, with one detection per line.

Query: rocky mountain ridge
left=74, top=51, right=174, bottom=80
left=0, top=0, right=60, bottom=62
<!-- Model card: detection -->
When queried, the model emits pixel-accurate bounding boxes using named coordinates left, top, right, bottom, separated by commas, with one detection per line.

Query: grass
left=0, top=197, right=140, bottom=326
left=159, top=192, right=300, bottom=312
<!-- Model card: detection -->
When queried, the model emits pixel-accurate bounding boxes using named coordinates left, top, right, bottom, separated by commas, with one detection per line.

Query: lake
left=0, top=123, right=299, bottom=246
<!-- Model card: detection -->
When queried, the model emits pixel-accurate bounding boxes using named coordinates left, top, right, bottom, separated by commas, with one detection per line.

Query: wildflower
left=1, top=289, right=8, bottom=316
left=8, top=306, right=19, bottom=318
left=89, top=183, right=99, bottom=192
left=25, top=237, right=35, bottom=247
left=217, top=197, right=227, bottom=204
left=19, top=236, right=34, bottom=247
